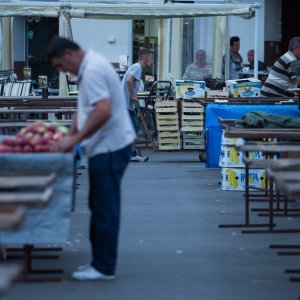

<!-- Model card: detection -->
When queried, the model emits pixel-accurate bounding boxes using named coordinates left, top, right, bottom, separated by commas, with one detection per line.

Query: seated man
left=247, top=49, right=268, bottom=72
left=182, top=49, right=212, bottom=81
left=261, top=37, right=300, bottom=97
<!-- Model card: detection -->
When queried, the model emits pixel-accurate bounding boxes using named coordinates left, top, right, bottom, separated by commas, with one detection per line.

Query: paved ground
left=6, top=151, right=300, bottom=300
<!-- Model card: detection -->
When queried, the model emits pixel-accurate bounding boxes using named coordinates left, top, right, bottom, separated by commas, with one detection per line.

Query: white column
left=212, top=16, right=223, bottom=79
left=1, top=17, right=13, bottom=70
left=254, top=9, right=259, bottom=79
left=170, top=18, right=183, bottom=82
left=58, top=14, right=69, bottom=96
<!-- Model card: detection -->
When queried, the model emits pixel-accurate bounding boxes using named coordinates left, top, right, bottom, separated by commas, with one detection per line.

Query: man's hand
left=51, top=134, right=79, bottom=152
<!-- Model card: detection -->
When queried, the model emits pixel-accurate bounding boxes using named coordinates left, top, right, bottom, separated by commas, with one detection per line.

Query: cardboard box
left=221, top=167, right=265, bottom=191
left=226, top=78, right=262, bottom=98
left=207, top=89, right=229, bottom=98
left=221, top=130, right=244, bottom=146
left=219, top=146, right=264, bottom=168
left=175, top=80, right=206, bottom=99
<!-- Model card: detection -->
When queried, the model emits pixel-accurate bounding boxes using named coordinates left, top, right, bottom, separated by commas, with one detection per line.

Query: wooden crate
left=182, top=142, right=205, bottom=150
left=159, top=142, right=181, bottom=150
left=182, top=129, right=205, bottom=150
left=155, top=101, right=181, bottom=150
left=181, top=100, right=204, bottom=133
left=155, top=100, right=178, bottom=113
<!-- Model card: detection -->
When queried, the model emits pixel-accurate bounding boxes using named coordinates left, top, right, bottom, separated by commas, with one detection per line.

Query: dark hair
left=138, top=48, right=152, bottom=59
left=289, top=37, right=300, bottom=51
left=230, top=36, right=240, bottom=46
left=48, top=37, right=81, bottom=62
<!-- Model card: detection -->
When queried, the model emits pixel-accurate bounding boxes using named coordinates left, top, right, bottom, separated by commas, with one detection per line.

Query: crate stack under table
left=180, top=100, right=205, bottom=150
left=155, top=100, right=181, bottom=150
left=219, top=131, right=265, bottom=191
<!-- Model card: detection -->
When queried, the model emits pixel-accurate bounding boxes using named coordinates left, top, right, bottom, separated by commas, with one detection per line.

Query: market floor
left=6, top=151, right=300, bottom=300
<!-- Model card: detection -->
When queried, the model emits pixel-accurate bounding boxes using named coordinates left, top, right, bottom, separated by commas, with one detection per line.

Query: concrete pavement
left=6, top=151, right=300, bottom=300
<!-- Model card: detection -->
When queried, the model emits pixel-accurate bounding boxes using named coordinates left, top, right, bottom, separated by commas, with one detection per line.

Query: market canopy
left=0, top=1, right=262, bottom=19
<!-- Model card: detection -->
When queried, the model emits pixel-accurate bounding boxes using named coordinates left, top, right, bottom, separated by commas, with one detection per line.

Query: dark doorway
left=27, top=17, right=59, bottom=88
left=281, top=0, right=300, bottom=54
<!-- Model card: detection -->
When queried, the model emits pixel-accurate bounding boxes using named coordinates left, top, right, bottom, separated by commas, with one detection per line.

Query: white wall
left=13, top=16, right=25, bottom=61
left=228, top=0, right=265, bottom=62
left=194, top=0, right=265, bottom=63
left=71, top=19, right=132, bottom=64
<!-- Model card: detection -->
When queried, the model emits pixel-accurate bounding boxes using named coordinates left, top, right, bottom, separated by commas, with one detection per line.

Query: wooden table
left=0, top=172, right=60, bottom=282
left=218, top=119, right=300, bottom=234
left=0, top=96, right=77, bottom=109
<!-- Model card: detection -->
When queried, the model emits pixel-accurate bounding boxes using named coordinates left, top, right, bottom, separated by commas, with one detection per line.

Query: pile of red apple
left=0, top=121, right=69, bottom=153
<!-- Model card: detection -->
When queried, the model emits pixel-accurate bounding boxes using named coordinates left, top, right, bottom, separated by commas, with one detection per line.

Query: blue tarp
left=205, top=104, right=300, bottom=168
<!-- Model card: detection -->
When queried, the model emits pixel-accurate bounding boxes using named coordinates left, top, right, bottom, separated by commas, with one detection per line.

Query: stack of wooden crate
left=155, top=100, right=181, bottom=150
left=180, top=100, right=205, bottom=150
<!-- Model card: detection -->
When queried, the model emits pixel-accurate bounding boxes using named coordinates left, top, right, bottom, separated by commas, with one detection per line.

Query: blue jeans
left=128, top=109, right=138, bottom=133
left=88, top=144, right=132, bottom=275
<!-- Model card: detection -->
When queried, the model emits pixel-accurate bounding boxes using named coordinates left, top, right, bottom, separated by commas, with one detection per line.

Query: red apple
left=25, top=132, right=33, bottom=139
left=44, top=131, right=53, bottom=140
left=52, top=132, right=64, bottom=141
left=34, top=144, right=50, bottom=152
left=0, top=145, right=10, bottom=153
left=2, top=138, right=14, bottom=146
left=14, top=146, right=22, bottom=153
left=39, top=137, right=49, bottom=145
left=47, top=125, right=58, bottom=133
left=29, top=134, right=41, bottom=146
left=22, top=145, right=33, bottom=153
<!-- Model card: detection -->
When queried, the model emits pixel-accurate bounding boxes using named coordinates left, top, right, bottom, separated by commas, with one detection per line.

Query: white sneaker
left=130, top=154, right=149, bottom=162
left=77, top=263, right=90, bottom=271
left=72, top=266, right=115, bottom=281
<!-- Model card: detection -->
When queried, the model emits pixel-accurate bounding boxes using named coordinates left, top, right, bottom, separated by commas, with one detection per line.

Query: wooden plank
left=158, top=131, right=180, bottom=138
left=0, top=120, right=72, bottom=128
left=182, top=102, right=202, bottom=108
left=159, top=144, right=181, bottom=150
left=0, top=206, right=26, bottom=229
left=183, top=144, right=205, bottom=150
left=0, top=109, right=76, bottom=114
left=181, top=126, right=204, bottom=132
left=156, top=113, right=178, bottom=120
left=156, top=119, right=179, bottom=126
left=0, top=187, right=53, bottom=206
left=157, top=125, right=179, bottom=131
left=155, top=107, right=177, bottom=113
left=182, top=132, right=205, bottom=138
left=181, top=114, right=203, bottom=120
left=181, top=120, right=204, bottom=127
left=236, top=144, right=300, bottom=153
left=159, top=137, right=181, bottom=144
left=183, top=138, right=205, bottom=144
left=0, top=173, right=56, bottom=190
left=182, top=107, right=204, bottom=113
left=155, top=101, right=178, bottom=107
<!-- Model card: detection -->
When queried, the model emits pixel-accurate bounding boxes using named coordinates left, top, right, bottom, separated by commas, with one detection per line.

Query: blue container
left=205, top=104, right=300, bottom=168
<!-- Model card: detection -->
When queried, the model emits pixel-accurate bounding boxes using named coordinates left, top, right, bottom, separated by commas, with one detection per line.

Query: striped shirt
left=261, top=51, right=298, bottom=97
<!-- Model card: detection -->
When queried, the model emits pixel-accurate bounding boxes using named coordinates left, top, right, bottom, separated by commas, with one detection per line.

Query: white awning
left=0, top=1, right=262, bottom=19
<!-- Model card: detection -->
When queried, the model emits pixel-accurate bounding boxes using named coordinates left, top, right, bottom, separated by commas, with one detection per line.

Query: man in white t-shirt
left=48, top=37, right=135, bottom=281
left=121, top=48, right=153, bottom=162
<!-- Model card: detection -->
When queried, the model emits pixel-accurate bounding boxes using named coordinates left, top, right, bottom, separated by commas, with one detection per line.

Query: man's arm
left=126, top=75, right=137, bottom=102
left=53, top=99, right=112, bottom=152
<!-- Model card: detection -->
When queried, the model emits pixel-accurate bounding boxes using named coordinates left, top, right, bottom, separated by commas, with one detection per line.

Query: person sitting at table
left=182, top=49, right=212, bottom=81
left=261, top=37, right=300, bottom=97
left=247, top=49, right=268, bottom=72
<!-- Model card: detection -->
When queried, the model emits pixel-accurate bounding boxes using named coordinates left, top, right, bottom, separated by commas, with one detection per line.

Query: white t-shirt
left=77, top=50, right=136, bottom=157
left=121, top=63, right=142, bottom=111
